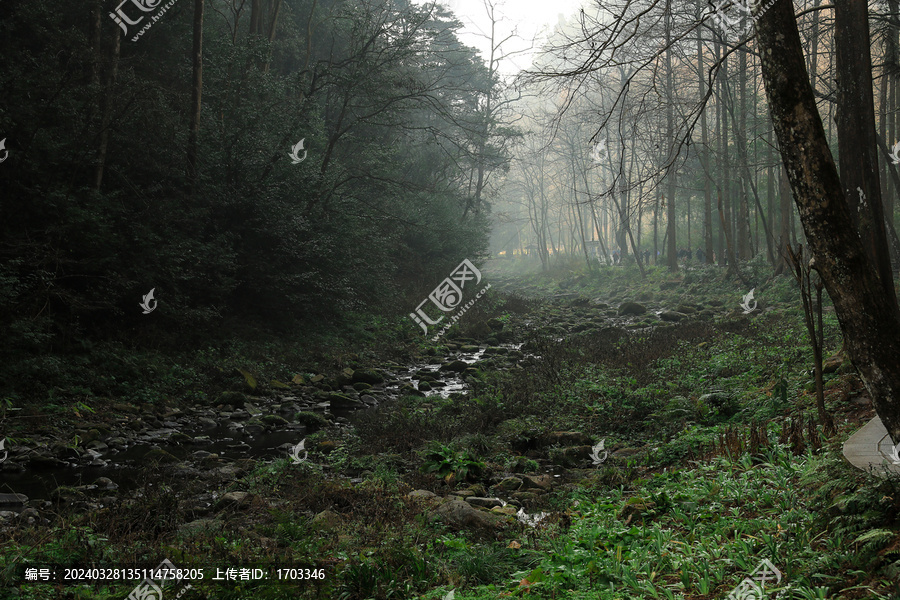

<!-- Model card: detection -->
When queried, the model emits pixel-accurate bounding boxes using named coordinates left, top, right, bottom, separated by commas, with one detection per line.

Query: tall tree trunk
left=90, top=0, right=102, bottom=86
left=250, top=0, right=262, bottom=36
left=187, top=0, right=205, bottom=187
left=94, top=29, right=121, bottom=191
left=757, top=0, right=900, bottom=444
left=887, top=0, right=899, bottom=241
left=834, top=0, right=896, bottom=304
left=717, top=40, right=729, bottom=267
left=737, top=48, right=751, bottom=260
left=665, top=0, right=677, bottom=272
left=767, top=126, right=776, bottom=267
left=774, top=163, right=792, bottom=275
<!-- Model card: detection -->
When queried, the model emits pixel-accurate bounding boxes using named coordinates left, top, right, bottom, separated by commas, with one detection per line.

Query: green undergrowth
left=4, top=264, right=900, bottom=599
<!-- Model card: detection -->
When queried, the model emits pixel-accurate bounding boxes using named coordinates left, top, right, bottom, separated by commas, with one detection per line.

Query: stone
left=549, top=446, right=593, bottom=467
left=465, top=497, right=503, bottom=509
left=418, top=381, right=432, bottom=392
left=218, top=391, right=246, bottom=408
left=492, top=505, right=518, bottom=516
left=217, top=491, right=254, bottom=510
left=324, top=394, right=365, bottom=410
left=407, top=489, right=438, bottom=500
left=18, top=507, right=40, bottom=524
left=94, top=477, right=118, bottom=491
left=520, top=474, right=553, bottom=491
left=823, top=353, right=844, bottom=374
left=440, top=360, right=469, bottom=373
left=658, top=310, right=684, bottom=322
left=510, top=491, right=541, bottom=503
left=145, top=448, right=180, bottom=464
left=0, top=493, right=28, bottom=506
left=430, top=499, right=509, bottom=531
left=260, top=414, right=289, bottom=427
left=495, top=477, right=523, bottom=492
left=294, top=411, right=329, bottom=430
left=618, top=301, right=647, bottom=316
left=351, top=369, right=384, bottom=385
left=311, top=509, right=344, bottom=531
left=450, top=489, right=475, bottom=498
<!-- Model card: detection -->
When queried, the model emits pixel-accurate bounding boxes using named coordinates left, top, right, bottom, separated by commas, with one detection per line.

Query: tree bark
left=756, top=0, right=900, bottom=444
left=94, top=28, right=121, bottom=191
left=665, top=0, right=677, bottom=272
left=834, top=0, right=897, bottom=304
left=187, top=0, right=204, bottom=186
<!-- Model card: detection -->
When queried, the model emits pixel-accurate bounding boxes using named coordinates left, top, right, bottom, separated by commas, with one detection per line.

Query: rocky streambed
left=0, top=285, right=761, bottom=531
left=0, top=341, right=528, bottom=524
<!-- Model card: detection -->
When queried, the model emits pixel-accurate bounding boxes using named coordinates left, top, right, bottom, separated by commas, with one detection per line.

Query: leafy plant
left=421, top=444, right=485, bottom=483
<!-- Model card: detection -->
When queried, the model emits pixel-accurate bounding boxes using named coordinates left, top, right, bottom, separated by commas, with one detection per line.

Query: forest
left=1, top=0, right=900, bottom=598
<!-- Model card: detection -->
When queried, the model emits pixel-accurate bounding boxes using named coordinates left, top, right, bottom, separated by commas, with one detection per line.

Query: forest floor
left=2, top=258, right=900, bottom=600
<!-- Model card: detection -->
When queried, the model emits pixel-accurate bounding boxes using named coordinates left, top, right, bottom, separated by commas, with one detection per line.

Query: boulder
left=407, top=489, right=438, bottom=500
left=618, top=302, right=647, bottom=316
left=465, top=497, right=503, bottom=509
left=218, top=391, right=246, bottom=408
left=520, top=474, right=553, bottom=491
left=145, top=448, right=180, bottom=464
left=492, top=505, right=518, bottom=516
left=823, top=353, right=844, bottom=374
left=351, top=369, right=384, bottom=385
left=260, top=414, right=289, bottom=427
left=325, top=394, right=365, bottom=410
left=430, top=499, right=509, bottom=531
left=510, top=491, right=542, bottom=504
left=0, top=493, right=28, bottom=506
left=294, top=411, right=329, bottom=431
left=495, top=476, right=523, bottom=492
left=659, top=310, right=686, bottom=322
left=440, top=360, right=469, bottom=373
left=549, top=446, right=593, bottom=467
